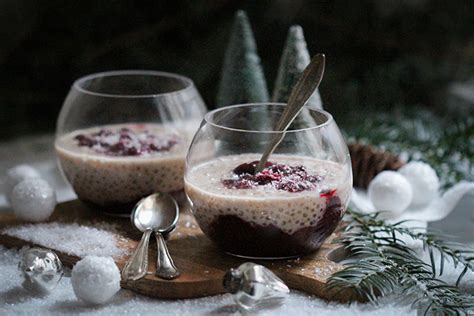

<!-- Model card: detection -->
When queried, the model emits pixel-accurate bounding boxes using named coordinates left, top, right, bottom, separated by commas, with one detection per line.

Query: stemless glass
left=55, top=70, right=207, bottom=215
left=185, top=103, right=352, bottom=259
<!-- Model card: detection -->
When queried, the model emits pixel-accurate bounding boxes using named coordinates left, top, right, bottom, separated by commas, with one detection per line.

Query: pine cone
left=349, top=143, right=405, bottom=188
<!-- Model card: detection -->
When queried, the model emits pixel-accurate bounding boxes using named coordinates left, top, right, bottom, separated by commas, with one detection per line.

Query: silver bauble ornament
left=18, top=247, right=63, bottom=295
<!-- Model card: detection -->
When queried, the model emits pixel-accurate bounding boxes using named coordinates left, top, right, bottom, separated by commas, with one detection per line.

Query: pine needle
left=327, top=209, right=474, bottom=315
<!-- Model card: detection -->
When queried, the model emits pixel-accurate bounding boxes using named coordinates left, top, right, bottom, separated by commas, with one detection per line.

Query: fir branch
left=327, top=209, right=474, bottom=315
left=348, top=211, right=474, bottom=283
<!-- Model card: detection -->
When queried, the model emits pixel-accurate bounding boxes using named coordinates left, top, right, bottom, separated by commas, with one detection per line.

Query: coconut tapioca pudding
left=184, top=103, right=352, bottom=259
left=56, top=123, right=196, bottom=213
left=185, top=154, right=351, bottom=258
left=55, top=70, right=207, bottom=215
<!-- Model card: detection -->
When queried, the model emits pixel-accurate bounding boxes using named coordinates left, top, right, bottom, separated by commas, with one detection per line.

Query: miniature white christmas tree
left=272, top=25, right=323, bottom=109
left=216, top=10, right=269, bottom=107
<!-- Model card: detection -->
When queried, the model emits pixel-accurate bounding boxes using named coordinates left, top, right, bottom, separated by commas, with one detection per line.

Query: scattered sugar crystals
left=315, top=267, right=334, bottom=276
left=2, top=223, right=126, bottom=258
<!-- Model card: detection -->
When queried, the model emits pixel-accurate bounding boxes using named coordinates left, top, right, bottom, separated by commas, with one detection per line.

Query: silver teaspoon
left=121, top=193, right=180, bottom=281
left=255, top=54, right=326, bottom=173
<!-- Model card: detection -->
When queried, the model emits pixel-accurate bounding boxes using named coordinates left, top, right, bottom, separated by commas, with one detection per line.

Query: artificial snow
left=71, top=256, right=120, bottom=305
left=2, top=223, right=125, bottom=259
left=1, top=245, right=472, bottom=315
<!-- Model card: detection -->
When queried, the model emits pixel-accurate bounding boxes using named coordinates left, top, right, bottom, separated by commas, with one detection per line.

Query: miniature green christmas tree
left=272, top=25, right=322, bottom=109
left=216, top=10, right=269, bottom=107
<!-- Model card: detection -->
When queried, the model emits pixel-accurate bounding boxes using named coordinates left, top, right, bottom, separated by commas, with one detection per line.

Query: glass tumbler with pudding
left=55, top=70, right=207, bottom=215
left=185, top=103, right=352, bottom=259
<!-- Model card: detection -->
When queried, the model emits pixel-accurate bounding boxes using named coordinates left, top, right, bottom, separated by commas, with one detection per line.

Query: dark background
left=0, top=0, right=473, bottom=139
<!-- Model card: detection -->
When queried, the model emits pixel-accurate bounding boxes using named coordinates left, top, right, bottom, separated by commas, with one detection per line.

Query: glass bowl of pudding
left=55, top=70, right=207, bottom=215
left=185, top=103, right=352, bottom=259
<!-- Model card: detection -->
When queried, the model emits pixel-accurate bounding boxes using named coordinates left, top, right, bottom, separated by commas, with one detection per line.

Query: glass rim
left=72, top=70, right=195, bottom=98
left=204, top=103, right=334, bottom=134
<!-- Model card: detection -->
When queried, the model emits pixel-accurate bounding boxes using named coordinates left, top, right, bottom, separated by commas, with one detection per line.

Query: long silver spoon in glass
left=255, top=53, right=326, bottom=173
left=121, top=193, right=180, bottom=281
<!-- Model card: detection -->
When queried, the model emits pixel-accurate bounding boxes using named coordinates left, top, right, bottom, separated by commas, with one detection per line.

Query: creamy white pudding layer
left=56, top=122, right=197, bottom=206
left=185, top=154, right=352, bottom=234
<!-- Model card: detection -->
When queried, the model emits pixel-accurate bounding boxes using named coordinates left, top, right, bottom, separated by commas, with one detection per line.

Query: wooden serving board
left=0, top=200, right=354, bottom=301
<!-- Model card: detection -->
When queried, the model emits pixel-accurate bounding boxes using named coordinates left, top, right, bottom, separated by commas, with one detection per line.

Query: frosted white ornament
left=368, top=171, right=413, bottom=218
left=5, top=164, right=41, bottom=203
left=398, top=161, right=439, bottom=207
left=71, top=256, right=120, bottom=305
left=11, top=178, right=56, bottom=222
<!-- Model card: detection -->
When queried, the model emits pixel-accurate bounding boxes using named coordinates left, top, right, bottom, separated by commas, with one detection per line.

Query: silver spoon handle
left=155, top=232, right=180, bottom=280
left=255, top=54, right=326, bottom=173
left=121, top=228, right=152, bottom=281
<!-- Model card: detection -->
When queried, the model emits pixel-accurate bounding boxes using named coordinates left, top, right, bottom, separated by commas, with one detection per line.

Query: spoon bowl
left=132, top=193, right=179, bottom=234
left=121, top=192, right=180, bottom=281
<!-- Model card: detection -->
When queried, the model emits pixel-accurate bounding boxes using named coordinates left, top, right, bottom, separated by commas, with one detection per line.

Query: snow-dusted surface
left=0, top=134, right=473, bottom=315
left=2, top=223, right=126, bottom=259
left=0, top=246, right=419, bottom=316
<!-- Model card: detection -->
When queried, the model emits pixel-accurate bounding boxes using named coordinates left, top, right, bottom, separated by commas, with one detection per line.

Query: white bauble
left=398, top=161, right=439, bottom=207
left=368, top=171, right=413, bottom=218
left=11, top=178, right=56, bottom=222
left=5, top=165, right=41, bottom=203
left=71, top=256, right=120, bottom=305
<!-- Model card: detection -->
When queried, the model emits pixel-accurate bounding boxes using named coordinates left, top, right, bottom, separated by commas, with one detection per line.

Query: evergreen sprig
left=327, top=209, right=474, bottom=315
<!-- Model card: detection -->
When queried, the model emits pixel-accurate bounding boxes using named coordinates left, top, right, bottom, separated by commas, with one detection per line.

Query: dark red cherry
left=223, top=161, right=323, bottom=193
left=73, top=127, right=178, bottom=156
